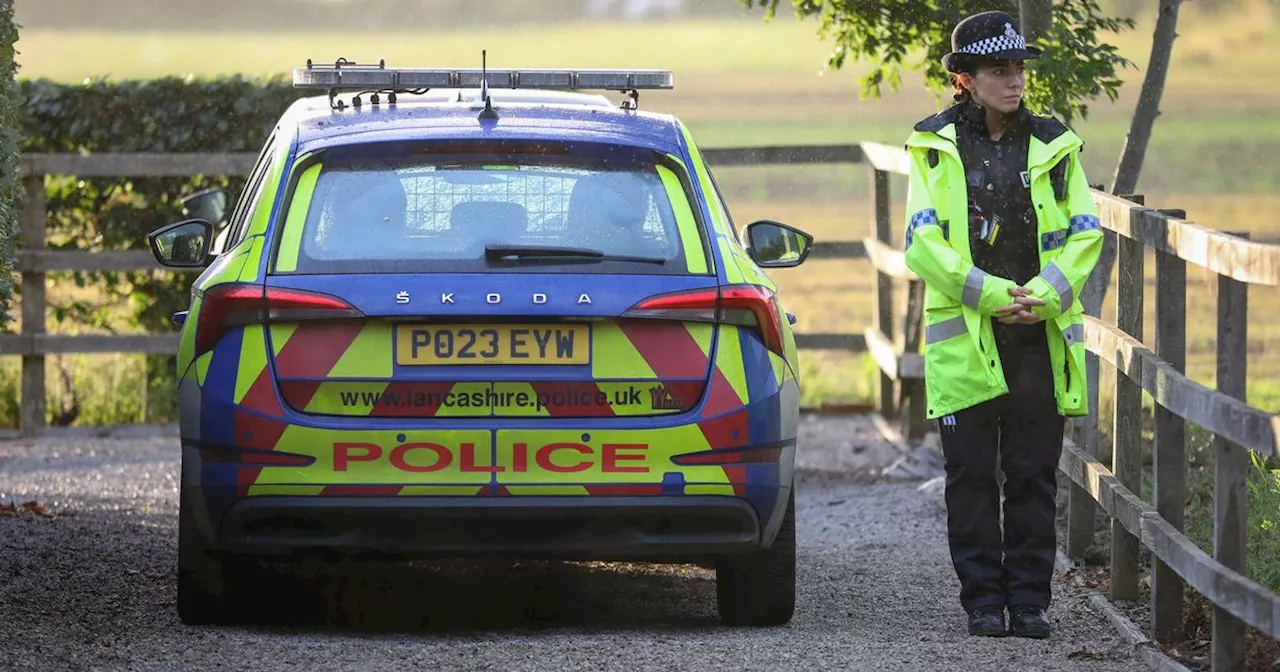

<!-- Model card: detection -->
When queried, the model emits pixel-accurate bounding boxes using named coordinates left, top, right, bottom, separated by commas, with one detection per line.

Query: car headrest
left=325, top=175, right=408, bottom=253
left=566, top=173, right=650, bottom=232
left=450, top=201, right=529, bottom=241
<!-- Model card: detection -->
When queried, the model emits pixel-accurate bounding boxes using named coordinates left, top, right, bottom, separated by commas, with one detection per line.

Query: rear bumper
left=198, top=493, right=763, bottom=561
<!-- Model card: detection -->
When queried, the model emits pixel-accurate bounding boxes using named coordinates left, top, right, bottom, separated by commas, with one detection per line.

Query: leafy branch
left=740, top=0, right=1136, bottom=124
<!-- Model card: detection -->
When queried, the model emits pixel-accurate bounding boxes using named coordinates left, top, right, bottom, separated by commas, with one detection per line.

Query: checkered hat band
left=959, top=33, right=1027, bottom=56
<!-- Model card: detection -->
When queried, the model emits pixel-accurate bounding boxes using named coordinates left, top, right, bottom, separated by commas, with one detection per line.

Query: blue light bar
left=293, top=61, right=674, bottom=92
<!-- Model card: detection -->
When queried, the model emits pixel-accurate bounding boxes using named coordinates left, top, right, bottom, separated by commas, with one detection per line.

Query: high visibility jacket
left=902, top=104, right=1103, bottom=420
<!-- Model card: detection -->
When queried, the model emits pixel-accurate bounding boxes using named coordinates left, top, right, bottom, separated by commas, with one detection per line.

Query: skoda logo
left=394, top=292, right=593, bottom=305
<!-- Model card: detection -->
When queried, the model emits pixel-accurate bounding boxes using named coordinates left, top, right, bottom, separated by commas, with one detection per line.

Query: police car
left=148, top=59, right=814, bottom=627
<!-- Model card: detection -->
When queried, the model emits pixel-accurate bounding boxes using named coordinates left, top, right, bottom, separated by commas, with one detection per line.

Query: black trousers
left=938, top=324, right=1065, bottom=613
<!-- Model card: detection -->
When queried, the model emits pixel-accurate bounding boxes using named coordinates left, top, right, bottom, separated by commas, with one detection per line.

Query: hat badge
left=1004, top=22, right=1018, bottom=38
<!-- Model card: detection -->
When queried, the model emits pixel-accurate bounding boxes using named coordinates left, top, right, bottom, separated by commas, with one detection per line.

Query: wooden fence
left=1058, top=196, right=1280, bottom=672
left=0, top=144, right=927, bottom=439
left=4, top=143, right=1280, bottom=667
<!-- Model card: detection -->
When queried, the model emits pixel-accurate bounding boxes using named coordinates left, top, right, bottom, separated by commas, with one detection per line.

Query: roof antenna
left=478, top=49, right=498, bottom=121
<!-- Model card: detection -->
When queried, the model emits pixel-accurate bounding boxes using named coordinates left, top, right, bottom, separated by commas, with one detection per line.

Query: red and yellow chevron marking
left=236, top=319, right=753, bottom=419
left=699, top=325, right=750, bottom=418
left=231, top=410, right=293, bottom=496
left=493, top=382, right=548, bottom=417
left=618, top=320, right=745, bottom=414
left=272, top=321, right=368, bottom=379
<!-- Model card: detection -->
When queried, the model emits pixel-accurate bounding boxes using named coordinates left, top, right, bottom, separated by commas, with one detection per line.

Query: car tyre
left=177, top=483, right=248, bottom=625
left=715, top=489, right=796, bottom=626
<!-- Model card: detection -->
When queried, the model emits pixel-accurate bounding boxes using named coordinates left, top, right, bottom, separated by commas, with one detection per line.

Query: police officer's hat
left=942, top=11, right=1043, bottom=74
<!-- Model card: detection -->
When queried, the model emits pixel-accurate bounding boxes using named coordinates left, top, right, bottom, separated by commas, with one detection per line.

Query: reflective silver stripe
left=1062, top=322, right=1085, bottom=348
left=926, top=317, right=967, bottom=344
left=963, top=267, right=986, bottom=309
left=1042, top=262, right=1073, bottom=312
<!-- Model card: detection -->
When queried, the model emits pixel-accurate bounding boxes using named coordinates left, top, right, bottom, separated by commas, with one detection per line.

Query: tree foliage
left=740, top=0, right=1137, bottom=124
left=0, top=1, right=20, bottom=329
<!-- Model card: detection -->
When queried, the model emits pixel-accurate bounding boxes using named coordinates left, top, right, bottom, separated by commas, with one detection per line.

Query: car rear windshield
left=271, top=142, right=711, bottom=276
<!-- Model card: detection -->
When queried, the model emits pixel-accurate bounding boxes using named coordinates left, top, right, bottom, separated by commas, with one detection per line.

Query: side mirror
left=148, top=219, right=214, bottom=268
left=744, top=220, right=814, bottom=268
left=181, top=188, right=229, bottom=226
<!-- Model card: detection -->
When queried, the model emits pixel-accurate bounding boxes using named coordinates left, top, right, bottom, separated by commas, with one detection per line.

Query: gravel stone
left=0, top=417, right=1140, bottom=671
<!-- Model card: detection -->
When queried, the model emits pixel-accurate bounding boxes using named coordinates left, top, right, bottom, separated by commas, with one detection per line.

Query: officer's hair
left=950, top=74, right=972, bottom=104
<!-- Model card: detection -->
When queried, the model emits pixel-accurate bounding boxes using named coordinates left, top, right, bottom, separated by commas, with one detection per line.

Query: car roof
left=282, top=89, right=687, bottom=156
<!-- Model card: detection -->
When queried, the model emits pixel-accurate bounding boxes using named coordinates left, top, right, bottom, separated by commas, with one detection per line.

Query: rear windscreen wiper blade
left=484, top=244, right=666, bottom=265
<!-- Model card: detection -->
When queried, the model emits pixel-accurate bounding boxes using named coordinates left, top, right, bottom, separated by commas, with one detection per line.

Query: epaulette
left=1029, top=114, right=1070, bottom=145
left=912, top=105, right=962, bottom=134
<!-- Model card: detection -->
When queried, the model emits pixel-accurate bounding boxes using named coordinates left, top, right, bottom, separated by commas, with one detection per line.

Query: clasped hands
left=994, top=286, right=1045, bottom=324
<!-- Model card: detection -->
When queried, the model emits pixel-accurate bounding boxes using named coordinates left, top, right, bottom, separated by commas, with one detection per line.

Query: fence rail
left=2, top=144, right=927, bottom=438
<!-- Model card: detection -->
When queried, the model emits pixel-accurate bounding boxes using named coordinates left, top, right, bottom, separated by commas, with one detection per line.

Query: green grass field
left=5, top=2, right=1280, bottom=419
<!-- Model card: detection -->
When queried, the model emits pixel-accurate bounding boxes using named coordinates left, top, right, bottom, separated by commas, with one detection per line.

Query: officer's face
left=964, top=60, right=1026, bottom=114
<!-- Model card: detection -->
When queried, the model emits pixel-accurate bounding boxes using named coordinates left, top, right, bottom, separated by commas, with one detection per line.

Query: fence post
left=1067, top=365, right=1100, bottom=559
left=870, top=166, right=895, bottom=418
left=898, top=278, right=927, bottom=439
left=1071, top=195, right=1143, bottom=561
left=1213, top=231, right=1249, bottom=672
left=19, top=173, right=46, bottom=437
left=1110, top=229, right=1143, bottom=602
left=1152, top=208, right=1188, bottom=644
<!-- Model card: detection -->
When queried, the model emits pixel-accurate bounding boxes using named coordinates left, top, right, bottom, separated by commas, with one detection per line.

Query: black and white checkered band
left=958, top=32, right=1027, bottom=56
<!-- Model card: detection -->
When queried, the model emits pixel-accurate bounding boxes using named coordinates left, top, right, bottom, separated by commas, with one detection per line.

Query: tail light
left=194, top=283, right=364, bottom=356
left=624, top=284, right=787, bottom=356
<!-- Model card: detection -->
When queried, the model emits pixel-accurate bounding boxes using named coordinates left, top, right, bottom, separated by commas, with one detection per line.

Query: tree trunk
left=1082, top=0, right=1183, bottom=317
left=1076, top=0, right=1183, bottom=446
left=1018, top=0, right=1053, bottom=42
left=1111, top=0, right=1183, bottom=195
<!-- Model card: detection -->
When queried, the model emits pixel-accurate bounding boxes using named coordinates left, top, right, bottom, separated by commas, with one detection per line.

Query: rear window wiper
left=484, top=244, right=666, bottom=265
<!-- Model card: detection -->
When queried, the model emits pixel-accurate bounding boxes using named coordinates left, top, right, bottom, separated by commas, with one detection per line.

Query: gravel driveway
left=0, top=417, right=1139, bottom=671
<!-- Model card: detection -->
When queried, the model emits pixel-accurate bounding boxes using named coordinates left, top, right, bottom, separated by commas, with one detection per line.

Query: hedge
left=17, top=75, right=303, bottom=421
left=0, top=2, right=20, bottom=330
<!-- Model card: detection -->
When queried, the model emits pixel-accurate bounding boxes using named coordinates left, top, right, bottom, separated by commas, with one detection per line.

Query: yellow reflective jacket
left=902, top=104, right=1103, bottom=419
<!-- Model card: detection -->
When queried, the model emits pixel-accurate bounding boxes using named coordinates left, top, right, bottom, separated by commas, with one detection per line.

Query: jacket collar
left=907, top=100, right=1081, bottom=168
left=957, top=99, right=1032, bottom=140
left=913, top=99, right=1067, bottom=138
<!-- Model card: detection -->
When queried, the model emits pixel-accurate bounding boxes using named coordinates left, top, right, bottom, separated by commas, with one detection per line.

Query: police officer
left=902, top=11, right=1103, bottom=639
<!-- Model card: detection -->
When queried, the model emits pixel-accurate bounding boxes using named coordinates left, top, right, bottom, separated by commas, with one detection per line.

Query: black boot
left=967, top=607, right=1007, bottom=637
left=1008, top=605, right=1051, bottom=639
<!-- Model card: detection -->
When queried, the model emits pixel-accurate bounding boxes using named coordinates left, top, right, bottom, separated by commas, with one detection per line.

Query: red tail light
left=194, top=283, right=363, bottom=356
left=624, top=284, right=787, bottom=356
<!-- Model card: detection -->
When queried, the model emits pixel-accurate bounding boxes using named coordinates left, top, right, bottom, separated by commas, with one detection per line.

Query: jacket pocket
left=923, top=306, right=997, bottom=416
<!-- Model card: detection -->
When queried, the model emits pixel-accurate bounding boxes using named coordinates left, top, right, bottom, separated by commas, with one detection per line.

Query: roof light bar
left=293, top=59, right=674, bottom=92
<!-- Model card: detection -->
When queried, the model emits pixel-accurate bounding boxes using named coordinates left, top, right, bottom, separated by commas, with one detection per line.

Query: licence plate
left=395, top=324, right=590, bottom=365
